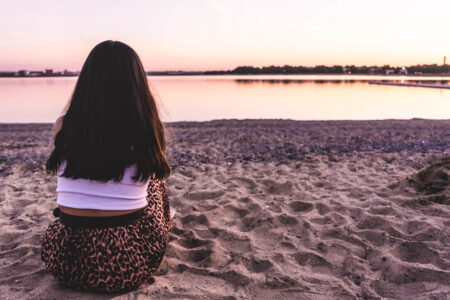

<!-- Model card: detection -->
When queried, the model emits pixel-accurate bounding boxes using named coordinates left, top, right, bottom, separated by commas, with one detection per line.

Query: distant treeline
left=203, top=64, right=450, bottom=75
left=3, top=63, right=450, bottom=78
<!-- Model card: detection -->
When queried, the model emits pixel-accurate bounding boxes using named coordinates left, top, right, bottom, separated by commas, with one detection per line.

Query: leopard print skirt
left=41, top=179, right=172, bottom=292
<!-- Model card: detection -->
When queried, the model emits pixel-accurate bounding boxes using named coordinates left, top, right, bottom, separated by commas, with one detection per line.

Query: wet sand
left=0, top=119, right=449, bottom=299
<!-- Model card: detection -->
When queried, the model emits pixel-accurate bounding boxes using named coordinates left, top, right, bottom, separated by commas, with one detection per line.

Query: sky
left=1, top=0, right=450, bottom=71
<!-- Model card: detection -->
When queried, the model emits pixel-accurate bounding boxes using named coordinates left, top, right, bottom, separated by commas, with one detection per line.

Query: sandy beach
left=0, top=119, right=449, bottom=299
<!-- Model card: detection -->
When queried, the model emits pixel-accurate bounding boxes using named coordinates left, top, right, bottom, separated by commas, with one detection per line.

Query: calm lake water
left=0, top=75, right=449, bottom=123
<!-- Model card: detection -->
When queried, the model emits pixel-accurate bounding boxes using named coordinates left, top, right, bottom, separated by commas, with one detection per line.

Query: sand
left=0, top=119, right=449, bottom=299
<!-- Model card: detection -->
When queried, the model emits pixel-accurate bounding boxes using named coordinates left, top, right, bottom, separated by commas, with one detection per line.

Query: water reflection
left=0, top=75, right=449, bottom=123
left=234, top=78, right=449, bottom=85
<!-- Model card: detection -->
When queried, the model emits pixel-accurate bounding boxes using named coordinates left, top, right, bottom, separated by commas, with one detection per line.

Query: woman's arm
left=161, top=179, right=172, bottom=224
left=54, top=116, right=63, bottom=134
left=146, top=179, right=173, bottom=228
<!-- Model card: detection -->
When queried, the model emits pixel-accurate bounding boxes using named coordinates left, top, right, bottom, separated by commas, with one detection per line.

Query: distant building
left=45, top=69, right=53, bottom=75
left=385, top=69, right=395, bottom=75
left=0, top=72, right=16, bottom=77
left=399, top=67, right=408, bottom=75
left=18, top=70, right=29, bottom=76
left=445, top=56, right=447, bottom=65
left=63, top=69, right=79, bottom=76
left=369, top=67, right=380, bottom=74
left=29, top=71, right=44, bottom=76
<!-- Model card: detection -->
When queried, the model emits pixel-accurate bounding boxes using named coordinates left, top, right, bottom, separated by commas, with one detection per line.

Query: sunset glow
left=1, top=0, right=450, bottom=71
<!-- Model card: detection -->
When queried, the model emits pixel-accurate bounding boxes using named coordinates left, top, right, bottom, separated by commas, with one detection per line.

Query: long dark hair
left=46, top=40, right=170, bottom=182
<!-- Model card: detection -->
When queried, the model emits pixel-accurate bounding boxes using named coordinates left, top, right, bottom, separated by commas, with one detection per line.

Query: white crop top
left=56, top=162, right=148, bottom=210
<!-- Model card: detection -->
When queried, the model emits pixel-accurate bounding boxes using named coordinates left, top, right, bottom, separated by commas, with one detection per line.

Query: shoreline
left=0, top=119, right=449, bottom=299
left=369, top=81, right=450, bottom=89
left=1, top=73, right=450, bottom=78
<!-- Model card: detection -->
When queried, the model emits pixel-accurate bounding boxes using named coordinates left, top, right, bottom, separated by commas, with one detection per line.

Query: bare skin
left=58, top=205, right=145, bottom=217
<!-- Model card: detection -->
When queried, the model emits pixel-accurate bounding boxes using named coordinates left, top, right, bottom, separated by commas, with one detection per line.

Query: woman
left=41, top=40, right=174, bottom=292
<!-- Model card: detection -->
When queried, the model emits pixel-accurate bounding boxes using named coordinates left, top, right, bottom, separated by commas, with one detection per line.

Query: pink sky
left=1, top=0, right=449, bottom=71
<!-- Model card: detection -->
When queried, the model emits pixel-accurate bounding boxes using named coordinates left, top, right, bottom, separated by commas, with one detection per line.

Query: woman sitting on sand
left=41, top=40, right=174, bottom=292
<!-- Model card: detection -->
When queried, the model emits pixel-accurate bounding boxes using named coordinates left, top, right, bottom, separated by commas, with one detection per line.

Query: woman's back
left=57, top=162, right=148, bottom=211
left=41, top=40, right=172, bottom=292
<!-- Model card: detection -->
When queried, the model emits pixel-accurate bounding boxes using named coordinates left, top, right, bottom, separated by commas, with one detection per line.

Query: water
left=0, top=75, right=449, bottom=123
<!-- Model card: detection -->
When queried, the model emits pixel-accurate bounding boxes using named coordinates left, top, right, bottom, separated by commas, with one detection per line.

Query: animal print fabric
left=41, top=179, right=172, bottom=292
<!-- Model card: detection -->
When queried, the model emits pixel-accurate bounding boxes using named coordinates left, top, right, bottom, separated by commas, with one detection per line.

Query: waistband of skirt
left=53, top=207, right=144, bottom=228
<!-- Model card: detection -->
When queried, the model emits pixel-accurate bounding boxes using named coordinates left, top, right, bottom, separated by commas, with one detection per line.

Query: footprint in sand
left=280, top=241, right=296, bottom=249
left=192, top=203, right=219, bottom=212
left=242, top=256, right=273, bottom=273
left=357, top=215, right=389, bottom=230
left=229, top=177, right=257, bottom=190
left=174, top=235, right=213, bottom=249
left=224, top=204, right=251, bottom=218
left=369, top=206, right=396, bottom=216
left=394, top=241, right=444, bottom=267
left=14, top=199, right=35, bottom=207
left=290, top=201, right=314, bottom=213
left=218, top=230, right=252, bottom=252
left=188, top=248, right=213, bottom=263
left=293, top=251, right=333, bottom=274
left=184, top=190, right=225, bottom=200
left=315, top=203, right=330, bottom=215
left=277, top=214, right=299, bottom=226
left=310, top=216, right=332, bottom=225
left=181, top=214, right=209, bottom=227
left=261, top=179, right=293, bottom=195
left=166, top=245, right=213, bottom=266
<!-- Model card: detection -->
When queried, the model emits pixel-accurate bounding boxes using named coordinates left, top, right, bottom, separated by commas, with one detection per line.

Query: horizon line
left=1, top=62, right=449, bottom=74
